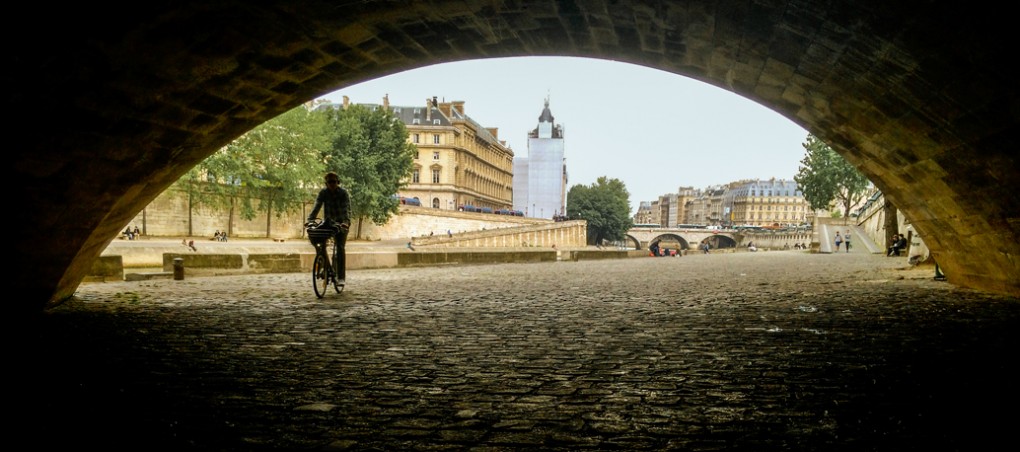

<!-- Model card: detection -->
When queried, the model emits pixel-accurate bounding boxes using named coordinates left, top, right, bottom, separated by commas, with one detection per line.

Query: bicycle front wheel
left=312, top=251, right=329, bottom=299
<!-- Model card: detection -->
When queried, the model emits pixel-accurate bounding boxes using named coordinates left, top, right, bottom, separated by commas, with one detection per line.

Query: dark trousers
left=334, top=229, right=348, bottom=279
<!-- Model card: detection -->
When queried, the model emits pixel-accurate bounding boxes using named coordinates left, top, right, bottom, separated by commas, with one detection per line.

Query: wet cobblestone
left=27, top=251, right=1020, bottom=451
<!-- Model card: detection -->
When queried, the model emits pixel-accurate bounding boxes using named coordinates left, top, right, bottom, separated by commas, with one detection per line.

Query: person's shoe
left=337, top=279, right=345, bottom=286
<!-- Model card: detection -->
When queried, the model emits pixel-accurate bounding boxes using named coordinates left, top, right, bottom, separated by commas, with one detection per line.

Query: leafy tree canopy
left=321, top=104, right=416, bottom=238
left=793, top=134, right=871, bottom=221
left=566, top=176, right=634, bottom=245
left=175, top=105, right=329, bottom=221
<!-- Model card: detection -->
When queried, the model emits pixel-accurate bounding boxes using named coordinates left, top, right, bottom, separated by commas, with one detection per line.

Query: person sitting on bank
left=887, top=234, right=907, bottom=256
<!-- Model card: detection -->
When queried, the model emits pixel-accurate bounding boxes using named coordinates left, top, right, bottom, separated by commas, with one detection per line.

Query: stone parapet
left=412, top=220, right=587, bottom=248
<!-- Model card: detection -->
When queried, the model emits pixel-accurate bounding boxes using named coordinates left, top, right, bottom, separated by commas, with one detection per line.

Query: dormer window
left=412, top=119, right=420, bottom=125
left=433, top=119, right=441, bottom=125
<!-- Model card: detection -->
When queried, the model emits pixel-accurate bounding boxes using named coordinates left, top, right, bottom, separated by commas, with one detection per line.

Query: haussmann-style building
left=326, top=95, right=515, bottom=213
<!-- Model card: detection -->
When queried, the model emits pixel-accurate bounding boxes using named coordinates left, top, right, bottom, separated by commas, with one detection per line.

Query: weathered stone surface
left=27, top=252, right=1020, bottom=450
left=11, top=1, right=1020, bottom=313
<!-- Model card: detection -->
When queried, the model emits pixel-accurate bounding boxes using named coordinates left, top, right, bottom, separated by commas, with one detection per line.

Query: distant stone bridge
left=626, top=228, right=741, bottom=251
left=626, top=227, right=816, bottom=253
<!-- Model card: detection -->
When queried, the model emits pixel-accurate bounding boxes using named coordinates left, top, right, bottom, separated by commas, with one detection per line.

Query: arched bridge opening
left=12, top=1, right=1020, bottom=312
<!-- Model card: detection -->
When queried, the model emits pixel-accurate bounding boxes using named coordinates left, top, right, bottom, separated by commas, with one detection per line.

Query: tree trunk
left=187, top=186, right=194, bottom=237
left=265, top=195, right=273, bottom=238
left=883, top=200, right=898, bottom=247
left=227, top=197, right=235, bottom=238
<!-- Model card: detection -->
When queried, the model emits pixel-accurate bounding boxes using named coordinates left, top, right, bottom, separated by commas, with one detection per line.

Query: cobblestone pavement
left=27, top=251, right=1020, bottom=451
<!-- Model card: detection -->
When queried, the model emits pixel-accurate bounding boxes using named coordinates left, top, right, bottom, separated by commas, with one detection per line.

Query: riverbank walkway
left=29, top=249, right=1019, bottom=451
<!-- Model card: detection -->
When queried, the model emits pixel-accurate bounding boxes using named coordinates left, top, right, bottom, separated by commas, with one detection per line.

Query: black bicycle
left=305, top=219, right=346, bottom=298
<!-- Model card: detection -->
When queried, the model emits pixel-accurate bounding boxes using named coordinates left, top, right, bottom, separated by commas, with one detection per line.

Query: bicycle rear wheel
left=312, top=251, right=330, bottom=298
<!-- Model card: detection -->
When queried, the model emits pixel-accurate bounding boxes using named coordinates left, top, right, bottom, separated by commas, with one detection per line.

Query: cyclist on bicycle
left=307, top=171, right=351, bottom=285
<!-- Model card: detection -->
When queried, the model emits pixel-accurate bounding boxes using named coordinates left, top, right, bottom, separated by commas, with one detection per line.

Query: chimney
left=426, top=98, right=431, bottom=121
left=383, top=94, right=389, bottom=110
left=433, top=96, right=438, bottom=107
left=487, top=127, right=499, bottom=139
left=342, top=95, right=350, bottom=110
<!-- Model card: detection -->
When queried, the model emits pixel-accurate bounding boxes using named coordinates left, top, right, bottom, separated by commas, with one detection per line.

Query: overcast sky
left=321, top=56, right=809, bottom=214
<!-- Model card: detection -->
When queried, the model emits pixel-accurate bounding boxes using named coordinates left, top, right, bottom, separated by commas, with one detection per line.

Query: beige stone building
left=727, top=178, right=811, bottom=227
left=683, top=185, right=727, bottom=226
left=338, top=95, right=514, bottom=212
left=640, top=179, right=810, bottom=228
left=633, top=201, right=655, bottom=225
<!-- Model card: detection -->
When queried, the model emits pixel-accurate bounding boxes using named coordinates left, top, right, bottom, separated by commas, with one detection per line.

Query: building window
left=413, top=133, right=420, bottom=144
left=413, top=150, right=419, bottom=159
left=432, top=169, right=441, bottom=183
left=412, top=169, right=420, bottom=183
left=433, top=119, right=441, bottom=125
left=433, top=151, right=440, bottom=160
left=412, top=119, right=420, bottom=125
left=432, top=134, right=440, bottom=144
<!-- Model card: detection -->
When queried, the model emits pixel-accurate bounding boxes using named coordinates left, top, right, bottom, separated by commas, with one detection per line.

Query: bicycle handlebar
left=306, top=218, right=349, bottom=230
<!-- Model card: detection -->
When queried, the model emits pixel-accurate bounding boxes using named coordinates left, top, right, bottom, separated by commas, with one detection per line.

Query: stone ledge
left=92, top=249, right=647, bottom=282
left=124, top=272, right=174, bottom=281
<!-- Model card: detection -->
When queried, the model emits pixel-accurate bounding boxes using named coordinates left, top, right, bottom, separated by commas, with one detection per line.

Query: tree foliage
left=793, top=134, right=871, bottom=222
left=566, top=176, right=634, bottom=245
left=320, top=104, right=416, bottom=239
left=173, top=106, right=329, bottom=236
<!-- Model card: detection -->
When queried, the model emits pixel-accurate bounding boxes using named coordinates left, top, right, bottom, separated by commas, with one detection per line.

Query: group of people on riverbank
left=833, top=229, right=908, bottom=256
left=836, top=229, right=911, bottom=255
left=122, top=225, right=141, bottom=240
left=887, top=234, right=908, bottom=256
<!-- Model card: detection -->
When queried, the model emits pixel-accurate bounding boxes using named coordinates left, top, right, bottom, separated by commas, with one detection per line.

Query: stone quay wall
left=128, top=187, right=554, bottom=242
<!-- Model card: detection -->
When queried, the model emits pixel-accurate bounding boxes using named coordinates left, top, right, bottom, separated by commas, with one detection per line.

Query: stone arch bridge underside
left=11, top=1, right=1019, bottom=314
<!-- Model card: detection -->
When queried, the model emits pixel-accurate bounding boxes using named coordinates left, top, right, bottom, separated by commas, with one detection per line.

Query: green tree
left=321, top=104, right=416, bottom=239
left=793, top=134, right=871, bottom=223
left=566, top=176, right=634, bottom=246
left=174, top=106, right=329, bottom=237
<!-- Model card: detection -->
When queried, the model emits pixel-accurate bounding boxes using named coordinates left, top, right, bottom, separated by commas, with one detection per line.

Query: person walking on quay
left=834, top=231, right=842, bottom=252
left=307, top=171, right=352, bottom=285
left=844, top=229, right=852, bottom=253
